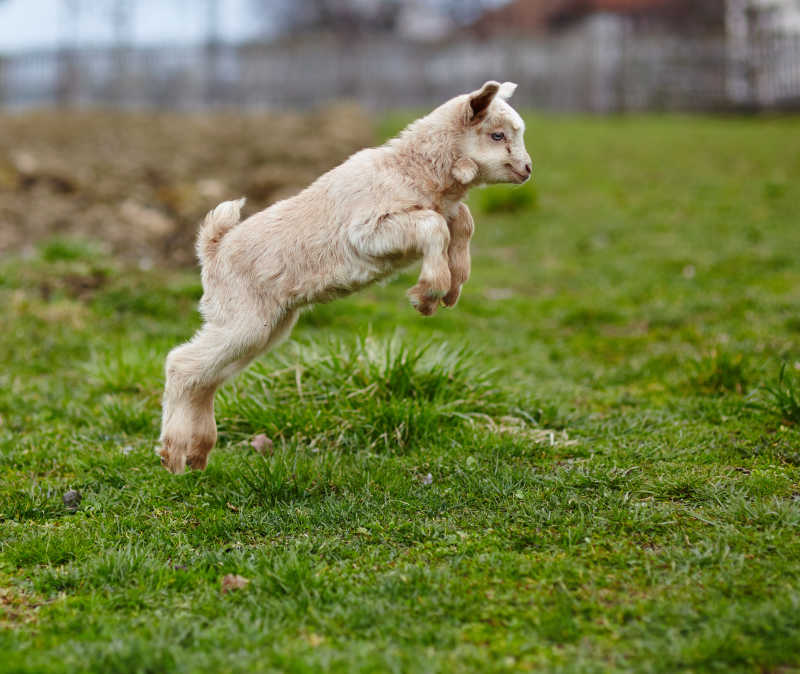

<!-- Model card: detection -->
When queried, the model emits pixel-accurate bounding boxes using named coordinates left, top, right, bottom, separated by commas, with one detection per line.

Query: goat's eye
left=490, top=132, right=505, bottom=141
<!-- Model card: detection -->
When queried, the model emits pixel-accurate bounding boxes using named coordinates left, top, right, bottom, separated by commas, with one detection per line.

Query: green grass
left=2, top=113, right=800, bottom=673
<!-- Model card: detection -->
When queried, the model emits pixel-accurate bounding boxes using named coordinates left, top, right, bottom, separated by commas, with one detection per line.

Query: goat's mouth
left=507, top=165, right=530, bottom=183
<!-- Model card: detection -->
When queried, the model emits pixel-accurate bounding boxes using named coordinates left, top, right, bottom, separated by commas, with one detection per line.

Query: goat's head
left=451, top=81, right=532, bottom=186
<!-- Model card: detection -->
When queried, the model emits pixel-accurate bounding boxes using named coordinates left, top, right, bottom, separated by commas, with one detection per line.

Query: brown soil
left=0, top=106, right=373, bottom=266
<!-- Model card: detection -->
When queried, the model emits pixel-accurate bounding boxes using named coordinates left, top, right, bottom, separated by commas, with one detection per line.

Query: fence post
left=726, top=0, right=756, bottom=108
left=111, top=0, right=133, bottom=105
left=56, top=46, right=79, bottom=107
left=617, top=17, right=629, bottom=113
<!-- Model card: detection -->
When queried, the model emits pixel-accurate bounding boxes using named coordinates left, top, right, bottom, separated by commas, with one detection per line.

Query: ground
left=1, top=112, right=800, bottom=673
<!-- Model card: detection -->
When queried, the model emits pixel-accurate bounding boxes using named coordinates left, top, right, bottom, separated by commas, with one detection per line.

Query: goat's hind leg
left=159, top=310, right=298, bottom=473
left=159, top=324, right=236, bottom=473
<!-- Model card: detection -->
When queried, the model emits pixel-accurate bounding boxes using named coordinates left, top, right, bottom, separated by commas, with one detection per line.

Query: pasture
left=1, top=113, right=799, bottom=672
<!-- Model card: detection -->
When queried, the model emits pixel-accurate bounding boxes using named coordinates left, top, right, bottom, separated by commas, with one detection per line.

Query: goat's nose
left=525, top=162, right=532, bottom=175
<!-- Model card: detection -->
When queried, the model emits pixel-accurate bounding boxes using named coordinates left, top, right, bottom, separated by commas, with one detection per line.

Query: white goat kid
left=159, top=80, right=532, bottom=473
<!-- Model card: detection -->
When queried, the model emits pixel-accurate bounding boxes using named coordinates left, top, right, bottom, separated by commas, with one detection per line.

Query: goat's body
left=159, top=81, right=531, bottom=473
left=202, top=146, right=464, bottom=321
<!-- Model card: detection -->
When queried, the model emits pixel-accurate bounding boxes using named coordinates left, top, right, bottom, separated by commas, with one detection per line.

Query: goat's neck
left=393, top=137, right=468, bottom=208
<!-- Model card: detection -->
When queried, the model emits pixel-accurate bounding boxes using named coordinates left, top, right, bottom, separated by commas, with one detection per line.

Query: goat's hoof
left=185, top=453, right=209, bottom=471
left=408, top=280, right=448, bottom=316
left=443, top=285, right=462, bottom=307
left=158, top=438, right=212, bottom=474
left=416, top=300, right=439, bottom=316
left=158, top=445, right=187, bottom=474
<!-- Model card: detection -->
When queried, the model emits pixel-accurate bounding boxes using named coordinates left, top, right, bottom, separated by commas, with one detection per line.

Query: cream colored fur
left=159, top=81, right=532, bottom=473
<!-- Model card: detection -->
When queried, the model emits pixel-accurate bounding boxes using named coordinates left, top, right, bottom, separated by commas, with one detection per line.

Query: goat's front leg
left=406, top=211, right=451, bottom=316
left=355, top=209, right=450, bottom=316
left=443, top=202, right=474, bottom=307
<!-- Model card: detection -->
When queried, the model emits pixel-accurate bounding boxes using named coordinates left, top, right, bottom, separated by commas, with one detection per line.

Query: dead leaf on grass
left=220, top=574, right=250, bottom=594
left=0, top=588, right=42, bottom=629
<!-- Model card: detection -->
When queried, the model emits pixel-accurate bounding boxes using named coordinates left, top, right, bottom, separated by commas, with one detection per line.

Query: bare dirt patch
left=0, top=106, right=372, bottom=266
left=0, top=587, right=44, bottom=630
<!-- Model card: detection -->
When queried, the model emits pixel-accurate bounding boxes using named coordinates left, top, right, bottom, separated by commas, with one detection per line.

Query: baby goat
left=159, top=80, right=531, bottom=473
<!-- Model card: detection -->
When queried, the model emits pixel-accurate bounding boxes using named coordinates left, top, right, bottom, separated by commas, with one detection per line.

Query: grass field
left=1, top=113, right=800, bottom=673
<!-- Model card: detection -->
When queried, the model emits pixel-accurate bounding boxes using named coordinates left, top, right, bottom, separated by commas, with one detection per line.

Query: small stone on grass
left=62, top=489, right=81, bottom=512
left=250, top=433, right=273, bottom=454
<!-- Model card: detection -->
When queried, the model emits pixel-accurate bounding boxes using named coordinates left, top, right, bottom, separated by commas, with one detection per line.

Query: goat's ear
left=497, top=82, right=517, bottom=100
left=467, top=80, right=500, bottom=121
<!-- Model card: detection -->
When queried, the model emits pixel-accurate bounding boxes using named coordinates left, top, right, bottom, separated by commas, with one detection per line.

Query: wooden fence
left=1, top=16, right=799, bottom=111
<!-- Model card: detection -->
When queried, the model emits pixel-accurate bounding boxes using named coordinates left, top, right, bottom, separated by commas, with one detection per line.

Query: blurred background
left=1, top=0, right=800, bottom=111
left=0, top=0, right=799, bottom=266
left=4, top=6, right=800, bottom=668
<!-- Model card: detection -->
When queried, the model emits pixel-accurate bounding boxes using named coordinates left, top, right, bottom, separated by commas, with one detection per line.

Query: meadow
left=1, top=113, right=799, bottom=673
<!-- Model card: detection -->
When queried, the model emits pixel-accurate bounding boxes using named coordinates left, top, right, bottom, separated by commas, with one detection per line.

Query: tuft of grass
left=101, top=396, right=159, bottom=435
left=39, top=237, right=104, bottom=263
left=217, top=335, right=515, bottom=451
left=688, top=349, right=749, bottom=395
left=2, top=113, right=800, bottom=673
left=755, top=362, right=800, bottom=425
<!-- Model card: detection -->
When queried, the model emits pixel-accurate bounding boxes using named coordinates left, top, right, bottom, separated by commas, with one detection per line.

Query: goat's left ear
left=497, top=82, right=517, bottom=100
left=467, top=80, right=500, bottom=121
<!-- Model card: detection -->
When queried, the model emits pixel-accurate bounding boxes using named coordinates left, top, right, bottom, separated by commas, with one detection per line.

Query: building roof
left=467, top=0, right=568, bottom=36
left=588, top=0, right=674, bottom=9
left=468, top=0, right=723, bottom=36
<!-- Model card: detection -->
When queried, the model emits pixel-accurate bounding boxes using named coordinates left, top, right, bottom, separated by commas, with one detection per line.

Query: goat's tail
left=196, top=197, right=246, bottom=265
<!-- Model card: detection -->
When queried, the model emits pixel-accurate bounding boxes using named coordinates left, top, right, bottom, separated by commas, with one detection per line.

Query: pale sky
left=0, top=0, right=513, bottom=53
left=0, top=0, right=265, bottom=52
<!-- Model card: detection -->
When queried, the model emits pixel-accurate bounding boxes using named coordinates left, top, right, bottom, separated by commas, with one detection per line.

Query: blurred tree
left=255, top=0, right=402, bottom=35
left=110, top=0, right=134, bottom=103
left=437, top=0, right=494, bottom=25
left=56, top=0, right=81, bottom=105
left=0, top=0, right=6, bottom=105
left=53, top=0, right=136, bottom=103
left=249, top=0, right=505, bottom=38
left=111, top=0, right=134, bottom=43
left=205, top=0, right=221, bottom=103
